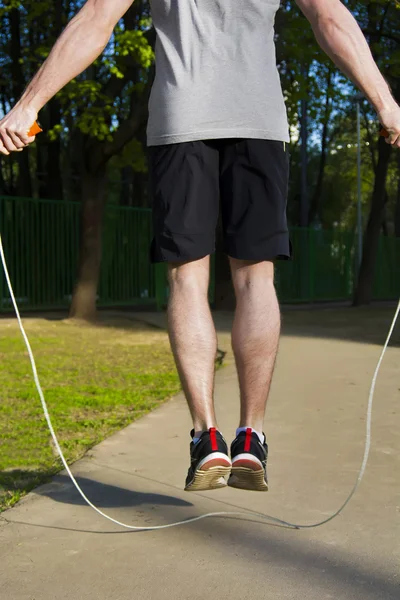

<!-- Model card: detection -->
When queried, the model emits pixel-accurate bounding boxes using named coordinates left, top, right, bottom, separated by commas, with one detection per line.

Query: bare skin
left=1, top=0, right=400, bottom=155
left=167, top=256, right=280, bottom=435
left=1, top=0, right=400, bottom=432
left=230, top=259, right=280, bottom=433
left=0, top=0, right=135, bottom=155
left=167, top=257, right=218, bottom=433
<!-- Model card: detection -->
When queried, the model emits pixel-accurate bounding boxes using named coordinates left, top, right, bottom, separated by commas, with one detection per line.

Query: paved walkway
left=1, top=311, right=399, bottom=599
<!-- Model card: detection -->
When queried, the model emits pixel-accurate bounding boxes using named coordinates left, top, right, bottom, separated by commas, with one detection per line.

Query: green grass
left=1, top=305, right=397, bottom=512
left=0, top=315, right=182, bottom=511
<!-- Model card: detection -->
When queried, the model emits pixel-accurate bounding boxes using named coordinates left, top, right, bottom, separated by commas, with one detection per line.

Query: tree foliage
left=0, top=0, right=399, bottom=310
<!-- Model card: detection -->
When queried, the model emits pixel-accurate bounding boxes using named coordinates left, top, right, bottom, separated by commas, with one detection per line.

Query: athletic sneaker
left=228, top=428, right=269, bottom=491
left=185, top=428, right=232, bottom=492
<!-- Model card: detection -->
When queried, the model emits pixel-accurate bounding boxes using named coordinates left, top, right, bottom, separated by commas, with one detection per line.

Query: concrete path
left=1, top=311, right=399, bottom=599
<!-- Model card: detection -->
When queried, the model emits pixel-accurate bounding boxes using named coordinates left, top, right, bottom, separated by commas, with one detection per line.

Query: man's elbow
left=67, top=3, right=114, bottom=52
left=84, top=0, right=132, bottom=31
left=311, top=13, right=339, bottom=39
left=297, top=0, right=342, bottom=32
left=78, top=1, right=117, bottom=37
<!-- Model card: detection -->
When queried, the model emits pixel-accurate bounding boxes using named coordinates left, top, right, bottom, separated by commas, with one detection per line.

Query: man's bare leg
left=230, top=258, right=280, bottom=433
left=168, top=256, right=231, bottom=491
left=167, top=256, right=218, bottom=433
left=227, top=258, right=279, bottom=490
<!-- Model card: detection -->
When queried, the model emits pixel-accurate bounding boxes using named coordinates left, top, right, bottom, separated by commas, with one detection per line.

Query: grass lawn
left=0, top=315, right=182, bottom=511
left=1, top=304, right=398, bottom=512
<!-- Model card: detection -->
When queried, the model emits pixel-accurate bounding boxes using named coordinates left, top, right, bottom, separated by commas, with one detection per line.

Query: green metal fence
left=0, top=196, right=155, bottom=311
left=372, top=234, right=400, bottom=300
left=276, top=228, right=400, bottom=302
left=99, top=205, right=155, bottom=306
left=0, top=196, right=81, bottom=310
left=275, top=228, right=356, bottom=303
left=0, top=195, right=399, bottom=312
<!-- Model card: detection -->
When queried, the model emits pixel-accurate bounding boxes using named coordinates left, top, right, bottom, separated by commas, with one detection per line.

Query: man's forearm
left=301, top=0, right=396, bottom=113
left=17, top=4, right=113, bottom=113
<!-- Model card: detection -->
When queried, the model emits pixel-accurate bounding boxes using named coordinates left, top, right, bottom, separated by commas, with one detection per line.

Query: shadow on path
left=4, top=470, right=398, bottom=599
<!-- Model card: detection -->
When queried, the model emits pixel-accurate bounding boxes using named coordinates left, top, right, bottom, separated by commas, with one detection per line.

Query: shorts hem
left=224, top=233, right=292, bottom=262
left=150, top=234, right=215, bottom=264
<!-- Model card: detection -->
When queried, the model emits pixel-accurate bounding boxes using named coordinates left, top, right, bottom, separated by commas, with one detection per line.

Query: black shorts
left=148, top=138, right=291, bottom=263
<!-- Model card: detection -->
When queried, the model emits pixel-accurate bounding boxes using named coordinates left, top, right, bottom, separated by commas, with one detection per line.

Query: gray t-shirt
left=147, top=0, right=289, bottom=146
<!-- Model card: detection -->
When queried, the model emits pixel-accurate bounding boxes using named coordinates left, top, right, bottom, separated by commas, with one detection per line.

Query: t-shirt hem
left=147, top=128, right=290, bottom=146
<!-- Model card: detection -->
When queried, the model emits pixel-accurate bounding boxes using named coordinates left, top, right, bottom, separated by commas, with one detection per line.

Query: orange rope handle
left=28, top=122, right=43, bottom=136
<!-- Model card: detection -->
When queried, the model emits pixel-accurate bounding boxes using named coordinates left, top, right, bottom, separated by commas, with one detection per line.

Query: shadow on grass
left=99, top=306, right=400, bottom=348
left=2, top=305, right=399, bottom=348
left=75, top=305, right=400, bottom=348
left=0, top=468, right=57, bottom=511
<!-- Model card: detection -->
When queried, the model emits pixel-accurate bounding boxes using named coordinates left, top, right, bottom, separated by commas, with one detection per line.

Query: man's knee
left=168, top=256, right=210, bottom=293
left=229, top=258, right=275, bottom=293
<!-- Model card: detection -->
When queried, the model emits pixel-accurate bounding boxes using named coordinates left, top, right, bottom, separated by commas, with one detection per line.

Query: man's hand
left=0, top=0, right=135, bottom=155
left=378, top=105, right=400, bottom=147
left=296, top=0, right=400, bottom=148
left=0, top=105, right=38, bottom=156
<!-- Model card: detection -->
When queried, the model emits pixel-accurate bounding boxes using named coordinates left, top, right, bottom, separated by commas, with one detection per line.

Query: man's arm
left=0, top=0, right=134, bottom=155
left=296, top=0, right=400, bottom=147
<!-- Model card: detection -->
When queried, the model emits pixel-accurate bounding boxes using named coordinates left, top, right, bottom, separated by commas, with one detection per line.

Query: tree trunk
left=41, top=99, right=64, bottom=200
left=68, top=60, right=151, bottom=319
left=299, top=64, right=309, bottom=227
left=9, top=8, right=32, bottom=197
left=309, top=69, right=332, bottom=224
left=69, top=168, right=106, bottom=320
left=66, top=127, right=85, bottom=203
left=15, top=153, right=32, bottom=197
left=40, top=0, right=65, bottom=200
left=353, top=137, right=392, bottom=306
left=120, top=166, right=132, bottom=206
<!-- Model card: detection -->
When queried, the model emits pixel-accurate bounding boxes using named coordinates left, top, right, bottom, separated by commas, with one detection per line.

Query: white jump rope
left=1, top=233, right=399, bottom=531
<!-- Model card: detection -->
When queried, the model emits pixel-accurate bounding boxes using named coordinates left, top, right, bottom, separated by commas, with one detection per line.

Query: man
left=1, top=0, right=399, bottom=492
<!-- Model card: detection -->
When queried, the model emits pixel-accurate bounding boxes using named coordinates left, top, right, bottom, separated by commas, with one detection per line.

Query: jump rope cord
left=1, top=232, right=399, bottom=531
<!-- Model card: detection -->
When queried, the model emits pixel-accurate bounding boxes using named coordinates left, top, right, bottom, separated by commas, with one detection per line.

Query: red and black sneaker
left=228, top=429, right=269, bottom=491
left=185, top=428, right=232, bottom=492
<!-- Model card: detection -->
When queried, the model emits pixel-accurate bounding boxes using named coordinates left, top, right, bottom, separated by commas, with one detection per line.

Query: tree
left=353, top=0, right=400, bottom=304
left=0, top=0, right=155, bottom=319
left=1, top=0, right=399, bottom=313
left=65, top=2, right=155, bottom=318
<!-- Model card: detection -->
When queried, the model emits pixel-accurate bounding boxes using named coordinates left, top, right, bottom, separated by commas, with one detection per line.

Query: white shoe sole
left=228, top=454, right=268, bottom=491
left=185, top=453, right=232, bottom=492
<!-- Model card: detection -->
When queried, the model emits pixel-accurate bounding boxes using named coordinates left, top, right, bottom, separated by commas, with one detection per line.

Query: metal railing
left=1, top=196, right=399, bottom=312
left=0, top=196, right=154, bottom=311
left=275, top=228, right=355, bottom=303
left=275, top=227, right=400, bottom=303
